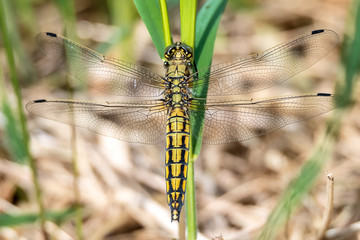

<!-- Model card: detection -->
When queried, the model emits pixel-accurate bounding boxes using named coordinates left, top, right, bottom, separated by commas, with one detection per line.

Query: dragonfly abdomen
left=165, top=108, right=190, bottom=221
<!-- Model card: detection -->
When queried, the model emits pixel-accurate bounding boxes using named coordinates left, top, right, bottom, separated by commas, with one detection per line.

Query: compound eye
left=164, top=61, right=170, bottom=67
left=187, top=61, right=192, bottom=67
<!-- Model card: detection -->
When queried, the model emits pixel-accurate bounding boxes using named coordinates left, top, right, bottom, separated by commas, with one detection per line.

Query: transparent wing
left=26, top=99, right=167, bottom=144
left=191, top=29, right=339, bottom=96
left=36, top=32, right=165, bottom=97
left=190, top=93, right=336, bottom=144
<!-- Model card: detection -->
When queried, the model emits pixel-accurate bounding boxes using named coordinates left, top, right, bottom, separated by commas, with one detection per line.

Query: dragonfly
left=27, top=29, right=339, bottom=221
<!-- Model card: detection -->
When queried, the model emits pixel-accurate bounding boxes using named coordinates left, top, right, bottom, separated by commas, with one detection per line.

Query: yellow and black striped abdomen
left=165, top=108, right=190, bottom=221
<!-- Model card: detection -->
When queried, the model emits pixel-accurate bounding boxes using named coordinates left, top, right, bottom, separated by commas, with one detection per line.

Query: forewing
left=191, top=29, right=339, bottom=96
left=27, top=99, right=167, bottom=144
left=190, top=93, right=336, bottom=144
left=36, top=32, right=165, bottom=97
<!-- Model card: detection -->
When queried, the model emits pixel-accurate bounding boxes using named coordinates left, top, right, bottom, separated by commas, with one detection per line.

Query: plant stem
left=185, top=156, right=197, bottom=240
left=0, top=1, right=48, bottom=239
left=317, top=172, right=334, bottom=239
left=180, top=1, right=198, bottom=239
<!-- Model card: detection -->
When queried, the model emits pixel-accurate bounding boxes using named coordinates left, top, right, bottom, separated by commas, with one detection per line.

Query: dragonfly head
left=164, top=42, right=193, bottom=63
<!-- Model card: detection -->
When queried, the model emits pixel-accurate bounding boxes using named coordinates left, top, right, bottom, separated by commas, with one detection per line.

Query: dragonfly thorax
left=163, top=76, right=191, bottom=110
left=163, top=42, right=193, bottom=111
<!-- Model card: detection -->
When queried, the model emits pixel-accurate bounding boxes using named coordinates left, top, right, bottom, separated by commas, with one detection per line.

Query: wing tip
left=45, top=32, right=57, bottom=38
left=311, top=29, right=325, bottom=35
left=317, top=93, right=332, bottom=97
left=33, top=99, right=47, bottom=103
left=311, top=29, right=339, bottom=42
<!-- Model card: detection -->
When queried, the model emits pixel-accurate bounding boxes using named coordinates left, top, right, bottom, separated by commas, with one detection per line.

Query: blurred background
left=0, top=0, right=359, bottom=239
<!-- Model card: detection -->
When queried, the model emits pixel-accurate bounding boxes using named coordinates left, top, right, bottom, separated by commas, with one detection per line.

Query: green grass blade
left=0, top=213, right=38, bottom=227
left=259, top=1, right=359, bottom=238
left=195, top=0, right=228, bottom=68
left=0, top=0, right=31, bottom=177
left=180, top=0, right=196, bottom=49
left=133, top=0, right=166, bottom=57
left=0, top=207, right=78, bottom=227
left=0, top=64, right=27, bottom=164
left=190, top=0, right=228, bottom=162
left=341, top=0, right=360, bottom=101
left=159, top=0, right=172, bottom=47
left=1, top=99, right=27, bottom=163
left=0, top=1, right=47, bottom=238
